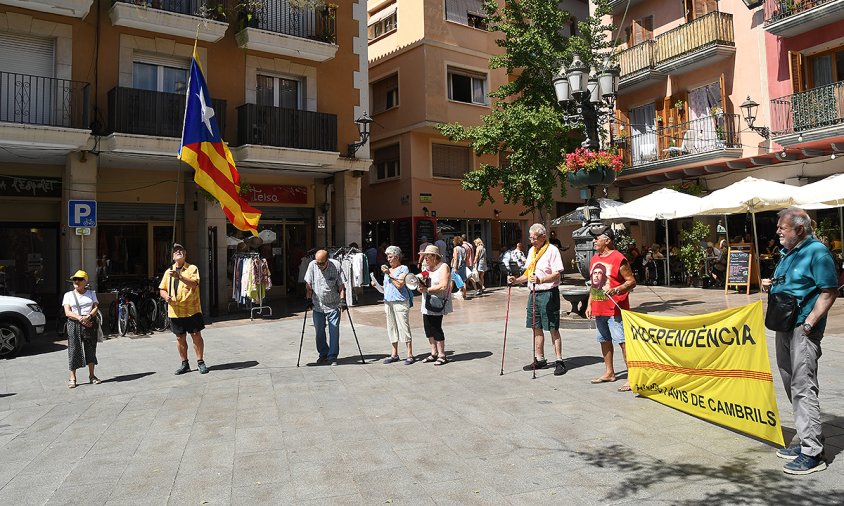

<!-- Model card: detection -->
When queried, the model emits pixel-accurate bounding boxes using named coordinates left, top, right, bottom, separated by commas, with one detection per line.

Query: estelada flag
left=179, top=50, right=261, bottom=235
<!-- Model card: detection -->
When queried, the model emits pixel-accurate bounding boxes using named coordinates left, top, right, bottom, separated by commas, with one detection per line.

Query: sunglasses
left=72, top=277, right=86, bottom=282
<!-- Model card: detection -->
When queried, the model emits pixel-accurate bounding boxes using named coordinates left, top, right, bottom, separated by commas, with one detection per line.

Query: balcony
left=618, top=40, right=664, bottom=92
left=607, top=0, right=646, bottom=13
left=235, top=1, right=338, bottom=61
left=653, top=12, right=735, bottom=75
left=107, top=86, right=226, bottom=138
left=616, top=114, right=743, bottom=178
left=236, top=104, right=336, bottom=151
left=109, top=0, right=228, bottom=42
left=0, top=0, right=92, bottom=18
left=764, top=0, right=844, bottom=37
left=0, top=72, right=90, bottom=129
left=770, top=81, right=844, bottom=145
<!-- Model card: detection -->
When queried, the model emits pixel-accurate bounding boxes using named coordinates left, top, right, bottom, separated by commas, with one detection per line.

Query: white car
left=0, top=296, right=46, bottom=357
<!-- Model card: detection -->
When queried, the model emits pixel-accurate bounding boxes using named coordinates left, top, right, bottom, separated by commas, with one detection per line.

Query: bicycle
left=107, top=287, right=139, bottom=336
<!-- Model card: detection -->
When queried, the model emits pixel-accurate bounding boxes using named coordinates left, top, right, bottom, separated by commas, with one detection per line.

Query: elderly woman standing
left=381, top=245, right=415, bottom=364
left=419, top=245, right=453, bottom=366
left=473, top=238, right=487, bottom=296
left=62, top=270, right=101, bottom=388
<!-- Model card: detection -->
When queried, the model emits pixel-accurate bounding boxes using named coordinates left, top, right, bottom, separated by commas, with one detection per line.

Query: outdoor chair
left=663, top=129, right=694, bottom=157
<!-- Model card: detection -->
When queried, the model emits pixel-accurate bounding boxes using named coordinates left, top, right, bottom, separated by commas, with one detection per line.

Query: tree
left=436, top=0, right=616, bottom=218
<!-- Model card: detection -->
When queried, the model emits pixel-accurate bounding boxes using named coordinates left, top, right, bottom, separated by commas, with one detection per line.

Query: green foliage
left=435, top=0, right=617, bottom=216
left=815, top=216, right=839, bottom=243
left=678, top=221, right=711, bottom=282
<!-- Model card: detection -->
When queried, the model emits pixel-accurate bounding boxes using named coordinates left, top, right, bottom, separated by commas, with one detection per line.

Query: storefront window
left=0, top=224, right=59, bottom=315
left=97, top=223, right=148, bottom=279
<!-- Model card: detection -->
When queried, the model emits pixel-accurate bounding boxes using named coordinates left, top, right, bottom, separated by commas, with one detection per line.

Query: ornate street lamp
left=740, top=96, right=770, bottom=139
left=566, top=53, right=589, bottom=98
left=552, top=64, right=571, bottom=103
left=347, top=112, right=374, bottom=157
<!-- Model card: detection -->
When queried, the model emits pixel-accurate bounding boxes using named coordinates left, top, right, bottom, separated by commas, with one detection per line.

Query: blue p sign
left=68, top=200, right=97, bottom=227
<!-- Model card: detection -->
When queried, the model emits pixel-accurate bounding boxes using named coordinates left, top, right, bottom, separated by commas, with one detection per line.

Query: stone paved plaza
left=1, top=284, right=843, bottom=505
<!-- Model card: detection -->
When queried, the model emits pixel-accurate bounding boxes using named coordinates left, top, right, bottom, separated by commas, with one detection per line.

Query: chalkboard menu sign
left=725, top=247, right=752, bottom=294
left=416, top=218, right=435, bottom=246
left=395, top=219, right=412, bottom=263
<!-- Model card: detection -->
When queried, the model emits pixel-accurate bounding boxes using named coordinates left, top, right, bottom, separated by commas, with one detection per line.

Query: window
left=448, top=68, right=487, bottom=105
left=432, top=144, right=471, bottom=179
left=807, top=49, right=844, bottom=88
left=445, top=0, right=486, bottom=28
left=371, top=74, right=399, bottom=113
left=625, top=16, right=653, bottom=47
left=368, top=3, right=397, bottom=41
left=132, top=55, right=188, bottom=93
left=374, top=144, right=400, bottom=181
left=257, top=74, right=301, bottom=109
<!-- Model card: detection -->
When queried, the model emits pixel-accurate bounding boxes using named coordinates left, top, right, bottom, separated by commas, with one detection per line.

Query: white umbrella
left=602, top=188, right=704, bottom=286
left=551, top=198, right=628, bottom=226
left=795, top=173, right=844, bottom=250
left=226, top=236, right=243, bottom=247
left=258, top=229, right=277, bottom=243
left=683, top=176, right=799, bottom=290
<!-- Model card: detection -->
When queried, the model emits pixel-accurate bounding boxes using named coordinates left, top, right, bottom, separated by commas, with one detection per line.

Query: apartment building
left=0, top=0, right=369, bottom=315
left=363, top=0, right=589, bottom=264
left=606, top=0, right=842, bottom=246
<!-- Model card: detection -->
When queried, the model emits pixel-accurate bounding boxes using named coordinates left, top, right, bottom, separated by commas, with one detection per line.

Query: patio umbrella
left=602, top=188, right=704, bottom=286
left=680, top=176, right=799, bottom=290
left=794, top=173, right=844, bottom=251
left=551, top=198, right=627, bottom=226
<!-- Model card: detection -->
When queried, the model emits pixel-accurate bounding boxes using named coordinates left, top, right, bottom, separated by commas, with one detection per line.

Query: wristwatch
left=802, top=322, right=813, bottom=333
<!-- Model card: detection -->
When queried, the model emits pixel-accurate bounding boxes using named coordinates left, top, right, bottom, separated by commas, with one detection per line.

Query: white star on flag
left=197, top=89, right=215, bottom=136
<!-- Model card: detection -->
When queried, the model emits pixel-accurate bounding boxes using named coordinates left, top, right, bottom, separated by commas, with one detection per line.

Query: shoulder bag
left=764, top=291, right=798, bottom=332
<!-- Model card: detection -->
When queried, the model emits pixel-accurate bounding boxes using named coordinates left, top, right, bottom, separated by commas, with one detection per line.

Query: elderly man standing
left=305, top=249, right=347, bottom=366
left=160, top=243, right=208, bottom=375
left=508, top=224, right=566, bottom=376
left=762, top=207, right=838, bottom=475
left=585, top=225, right=637, bottom=392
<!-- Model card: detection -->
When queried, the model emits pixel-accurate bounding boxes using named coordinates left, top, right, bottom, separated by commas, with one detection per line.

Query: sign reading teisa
left=68, top=200, right=97, bottom=227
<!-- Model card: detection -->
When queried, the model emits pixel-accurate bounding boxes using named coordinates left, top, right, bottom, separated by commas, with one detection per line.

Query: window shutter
left=372, top=74, right=398, bottom=113
left=642, top=16, right=654, bottom=41
left=432, top=144, right=471, bottom=179
left=789, top=51, right=804, bottom=93
left=718, top=73, right=727, bottom=113
left=625, top=25, right=633, bottom=47
left=0, top=33, right=55, bottom=78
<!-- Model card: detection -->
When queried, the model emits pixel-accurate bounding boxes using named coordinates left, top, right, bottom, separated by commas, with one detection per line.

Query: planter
left=567, top=167, right=616, bottom=188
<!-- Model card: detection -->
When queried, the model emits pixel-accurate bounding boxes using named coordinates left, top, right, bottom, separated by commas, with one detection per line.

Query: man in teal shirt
left=762, top=207, right=838, bottom=475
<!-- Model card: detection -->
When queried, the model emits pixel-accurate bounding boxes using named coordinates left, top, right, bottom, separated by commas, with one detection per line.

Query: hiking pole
left=531, top=282, right=537, bottom=380
left=296, top=304, right=309, bottom=367
left=344, top=306, right=366, bottom=365
left=500, top=283, right=512, bottom=376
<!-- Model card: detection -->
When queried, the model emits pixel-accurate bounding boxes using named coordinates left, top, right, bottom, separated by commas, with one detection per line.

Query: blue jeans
left=313, top=309, right=340, bottom=360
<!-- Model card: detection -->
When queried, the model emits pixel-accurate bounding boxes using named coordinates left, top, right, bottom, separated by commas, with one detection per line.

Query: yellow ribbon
left=524, top=241, right=549, bottom=279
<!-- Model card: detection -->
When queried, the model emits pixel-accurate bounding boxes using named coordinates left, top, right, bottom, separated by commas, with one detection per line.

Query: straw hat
left=422, top=244, right=441, bottom=258
left=70, top=270, right=88, bottom=281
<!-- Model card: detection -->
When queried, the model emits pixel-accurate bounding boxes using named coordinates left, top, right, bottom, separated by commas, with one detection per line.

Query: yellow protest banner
left=623, top=301, right=784, bottom=446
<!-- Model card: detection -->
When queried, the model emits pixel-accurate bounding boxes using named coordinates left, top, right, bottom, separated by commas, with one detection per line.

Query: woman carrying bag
left=418, top=245, right=453, bottom=366
left=62, top=270, right=102, bottom=388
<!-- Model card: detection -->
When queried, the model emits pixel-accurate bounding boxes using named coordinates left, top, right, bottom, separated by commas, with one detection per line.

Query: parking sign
left=68, top=200, right=97, bottom=227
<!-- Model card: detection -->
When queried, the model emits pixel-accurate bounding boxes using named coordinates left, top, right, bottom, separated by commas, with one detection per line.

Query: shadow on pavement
left=446, top=351, right=493, bottom=362
left=548, top=442, right=844, bottom=504
left=101, top=372, right=156, bottom=383
left=564, top=355, right=604, bottom=370
left=633, top=299, right=705, bottom=313
left=0, top=393, right=15, bottom=398
left=208, top=360, right=259, bottom=371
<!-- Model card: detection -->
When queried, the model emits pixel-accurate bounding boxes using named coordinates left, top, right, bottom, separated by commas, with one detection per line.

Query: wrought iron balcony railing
left=770, top=81, right=844, bottom=136
left=764, top=0, right=840, bottom=25
left=618, top=114, right=741, bottom=168
left=653, top=12, right=734, bottom=66
left=236, top=103, right=337, bottom=152
left=0, top=71, right=90, bottom=129
left=108, top=87, right=226, bottom=138
left=112, top=0, right=206, bottom=17
left=240, top=0, right=336, bottom=43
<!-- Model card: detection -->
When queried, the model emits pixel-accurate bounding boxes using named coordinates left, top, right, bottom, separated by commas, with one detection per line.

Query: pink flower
left=561, top=148, right=623, bottom=174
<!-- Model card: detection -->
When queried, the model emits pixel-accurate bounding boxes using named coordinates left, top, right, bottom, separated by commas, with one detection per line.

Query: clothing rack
left=232, top=252, right=272, bottom=320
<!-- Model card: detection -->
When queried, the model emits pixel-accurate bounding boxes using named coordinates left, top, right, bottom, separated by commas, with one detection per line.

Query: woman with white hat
left=418, top=245, right=452, bottom=365
left=62, top=270, right=101, bottom=388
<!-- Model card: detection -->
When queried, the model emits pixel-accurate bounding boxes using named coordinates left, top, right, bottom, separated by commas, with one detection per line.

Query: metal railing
left=619, top=113, right=741, bottom=168
left=654, top=12, right=734, bottom=65
left=236, top=103, right=337, bottom=151
left=240, top=0, right=336, bottom=43
left=764, top=0, right=839, bottom=25
left=108, top=87, right=226, bottom=138
left=112, top=0, right=206, bottom=16
left=770, top=81, right=844, bottom=135
left=618, top=40, right=655, bottom=78
left=0, top=71, right=90, bottom=129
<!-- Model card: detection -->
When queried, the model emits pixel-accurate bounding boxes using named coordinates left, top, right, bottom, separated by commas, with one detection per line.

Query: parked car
left=0, top=296, right=46, bottom=358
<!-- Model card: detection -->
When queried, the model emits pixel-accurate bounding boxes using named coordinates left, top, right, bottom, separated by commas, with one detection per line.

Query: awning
left=368, top=4, right=397, bottom=25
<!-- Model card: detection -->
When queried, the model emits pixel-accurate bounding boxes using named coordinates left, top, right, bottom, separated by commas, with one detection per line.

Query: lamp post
left=553, top=54, right=620, bottom=278
left=740, top=96, right=770, bottom=139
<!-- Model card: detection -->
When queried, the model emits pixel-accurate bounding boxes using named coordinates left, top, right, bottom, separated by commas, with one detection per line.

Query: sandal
left=433, top=357, right=448, bottom=366
left=423, top=354, right=438, bottom=363
left=68, top=379, right=77, bottom=389
left=90, top=376, right=102, bottom=385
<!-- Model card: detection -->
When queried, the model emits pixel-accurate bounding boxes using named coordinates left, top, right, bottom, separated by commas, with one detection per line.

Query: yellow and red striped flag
left=179, top=50, right=261, bottom=235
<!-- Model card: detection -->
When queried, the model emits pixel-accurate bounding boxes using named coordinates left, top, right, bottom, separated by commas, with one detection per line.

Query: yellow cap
left=70, top=270, right=88, bottom=281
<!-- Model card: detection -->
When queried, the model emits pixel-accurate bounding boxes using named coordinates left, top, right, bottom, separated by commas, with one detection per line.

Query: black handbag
left=764, top=291, right=799, bottom=332
left=424, top=293, right=447, bottom=313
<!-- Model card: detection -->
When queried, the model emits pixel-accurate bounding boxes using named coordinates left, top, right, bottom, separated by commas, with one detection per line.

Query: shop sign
left=247, top=184, right=308, bottom=204
left=0, top=175, right=62, bottom=198
left=75, top=227, right=91, bottom=236
left=419, top=193, right=432, bottom=203
left=317, top=215, right=326, bottom=229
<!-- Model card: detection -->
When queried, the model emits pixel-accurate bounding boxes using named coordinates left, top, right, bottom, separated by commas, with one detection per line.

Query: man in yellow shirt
left=159, top=243, right=208, bottom=374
